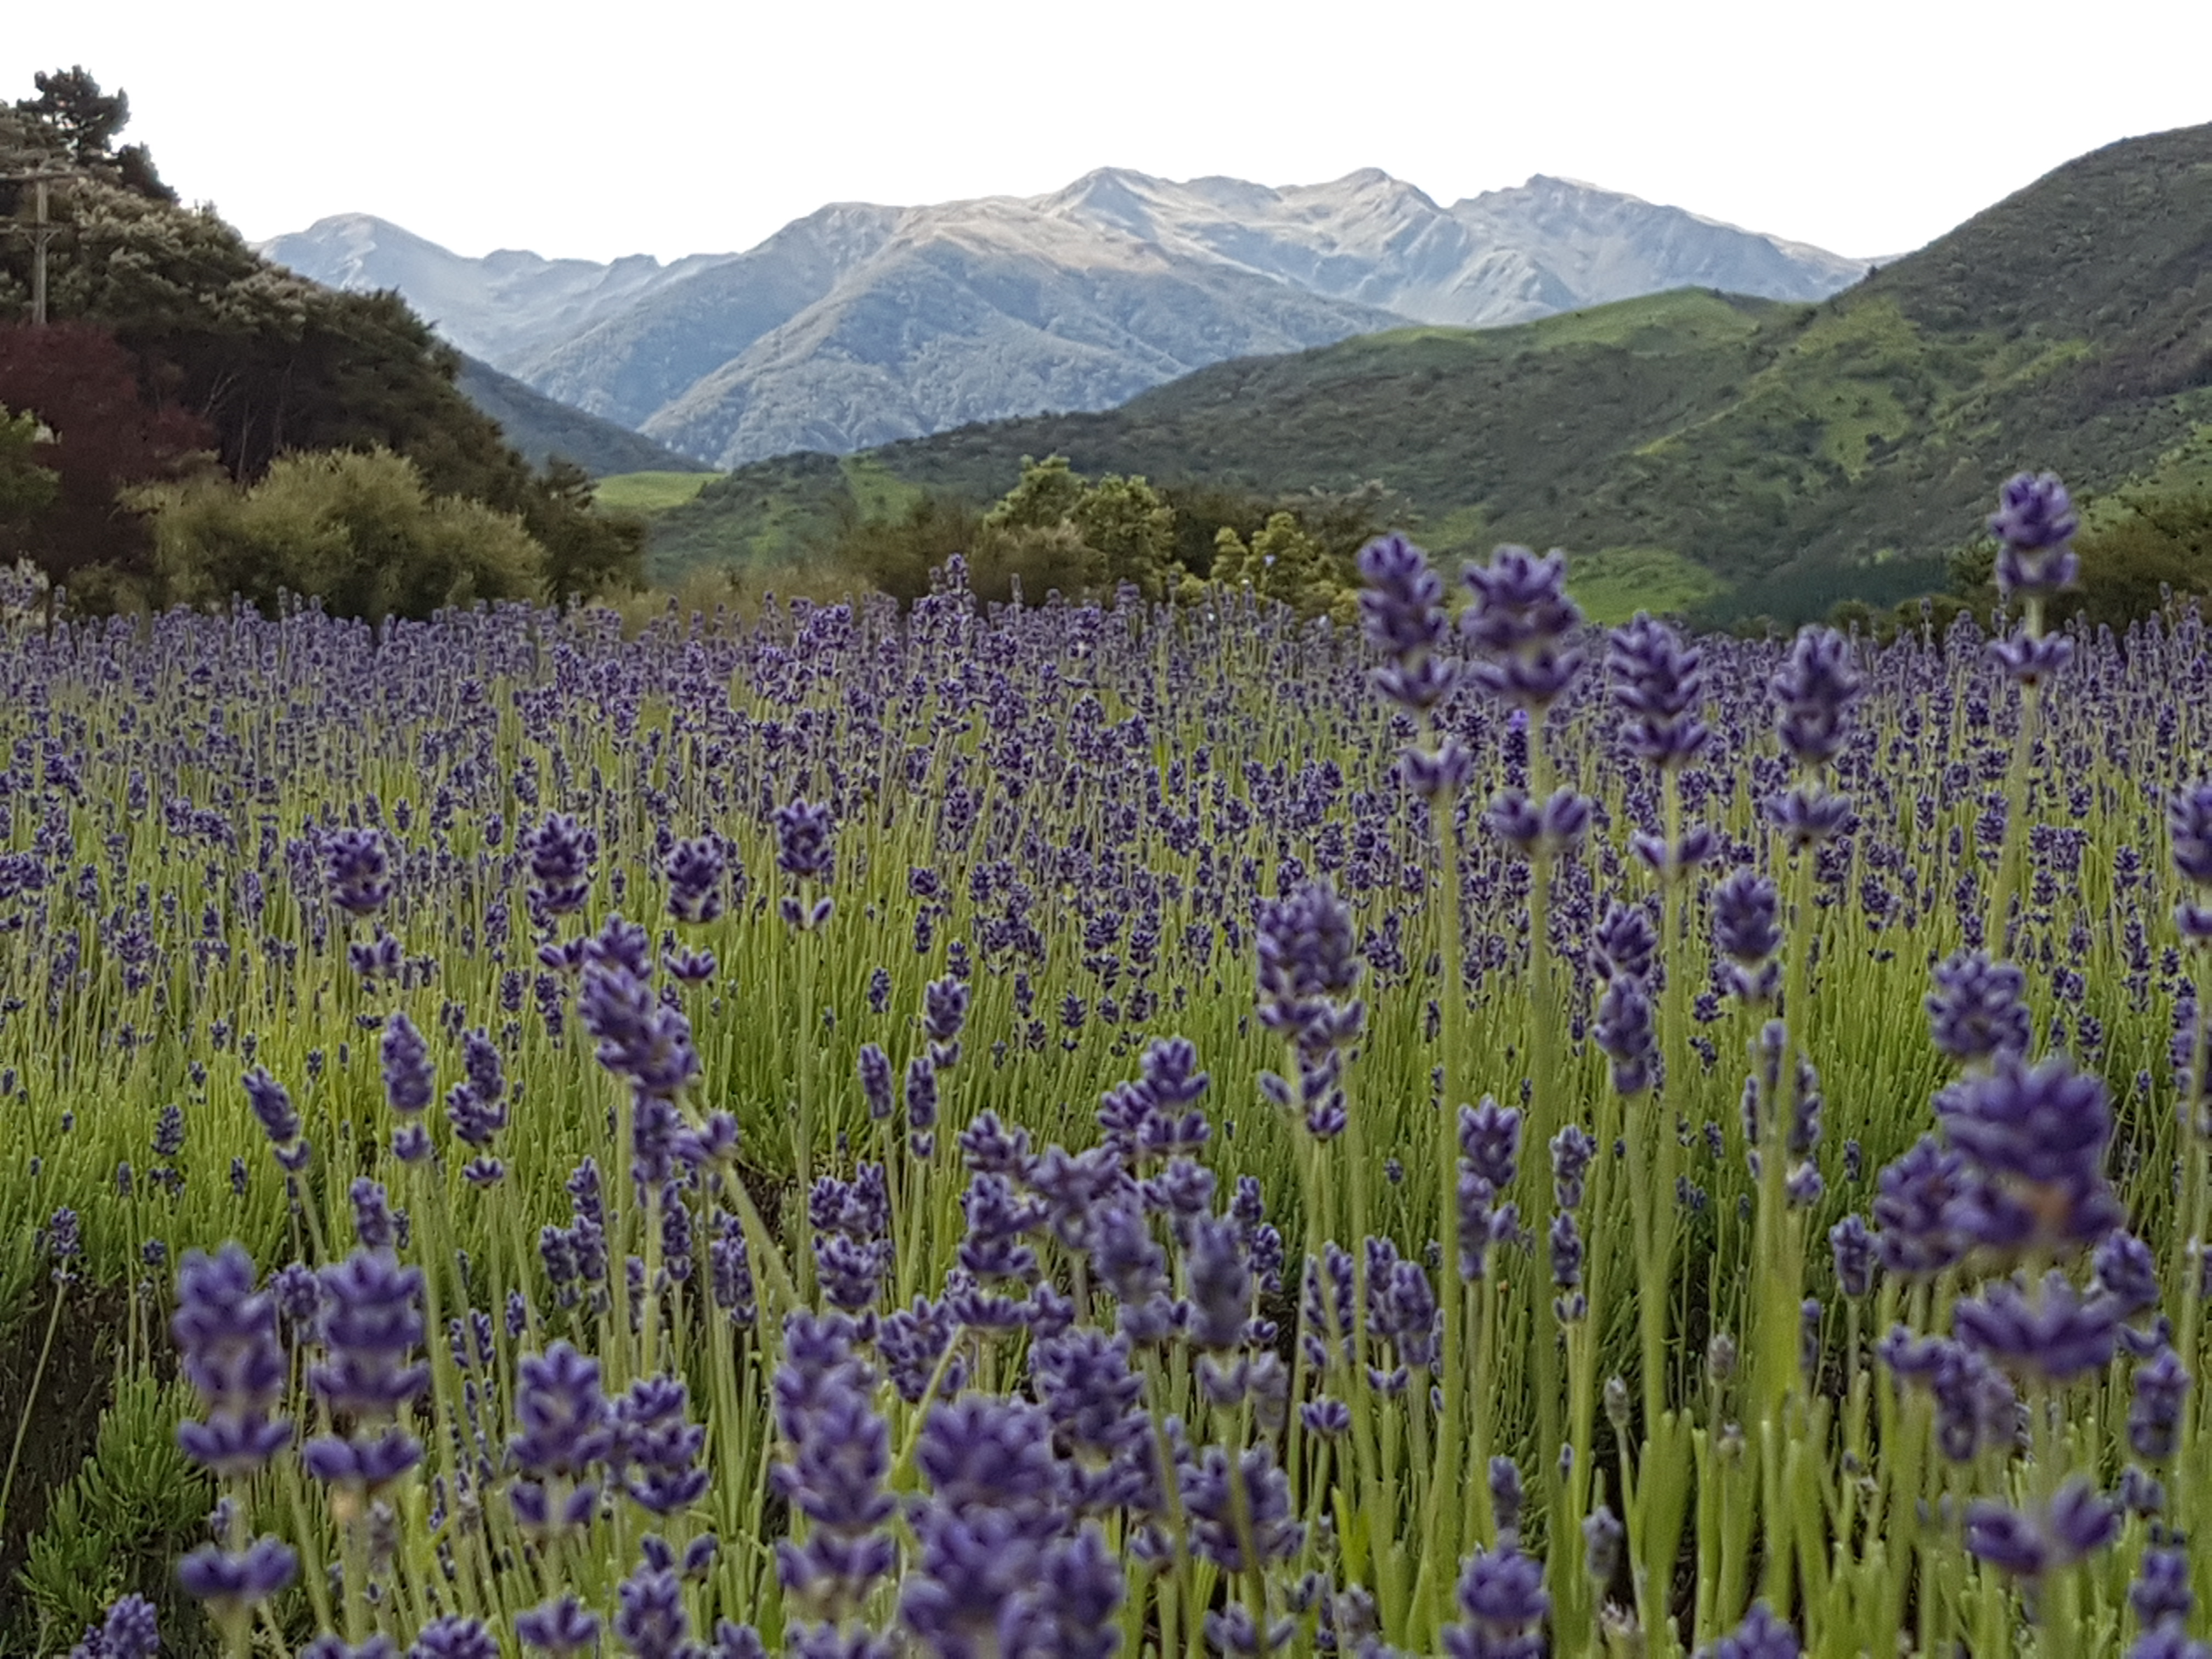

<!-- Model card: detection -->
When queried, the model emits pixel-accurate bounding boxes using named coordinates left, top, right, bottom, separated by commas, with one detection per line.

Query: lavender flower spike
left=1462, top=544, right=1584, bottom=709
left=1770, top=626, right=1863, bottom=771
left=1989, top=470, right=2080, bottom=601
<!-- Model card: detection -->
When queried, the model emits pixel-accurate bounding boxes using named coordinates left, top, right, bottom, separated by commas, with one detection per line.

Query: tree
left=0, top=322, right=216, bottom=589
left=2064, top=492, right=2212, bottom=630
left=529, top=458, right=647, bottom=605
left=0, top=403, right=58, bottom=523
left=985, top=455, right=1089, bottom=533
left=1211, top=511, right=1358, bottom=620
left=140, top=448, right=545, bottom=621
left=1071, top=472, right=1178, bottom=599
left=11, top=67, right=173, bottom=202
left=825, top=493, right=985, bottom=602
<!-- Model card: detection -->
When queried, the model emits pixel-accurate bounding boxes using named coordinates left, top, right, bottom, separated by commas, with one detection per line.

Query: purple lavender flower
left=2170, top=782, right=2212, bottom=930
left=1926, top=950, right=2032, bottom=1065
left=1937, top=1054, right=2122, bottom=1256
left=1707, top=1602, right=1799, bottom=1659
left=1989, top=471, right=2080, bottom=600
left=1591, top=902, right=1657, bottom=983
left=899, top=1504, right=1053, bottom=1659
left=1183, top=1214, right=1253, bottom=1351
left=409, top=1617, right=498, bottom=1659
left=2094, top=1231, right=2162, bottom=1319
left=1445, top=1545, right=1549, bottom=1659
left=1769, top=627, right=1863, bottom=771
left=1038, top=1525, right=1125, bottom=1659
left=774, top=797, right=836, bottom=882
left=1030, top=1328, right=1147, bottom=1460
left=614, top=1553, right=692, bottom=1659
left=958, top=1172, right=1045, bottom=1285
left=2130, top=1346, right=2191, bottom=1462
left=447, top=1079, right=507, bottom=1148
left=924, top=974, right=972, bottom=1047
left=710, top=1215, right=757, bottom=1324
left=1551, top=1125, right=1596, bottom=1211
left=309, top=1248, right=428, bottom=1420
left=1988, top=629, right=2074, bottom=686
left=44, top=1207, right=81, bottom=1280
left=1713, top=870, right=1781, bottom=1000
left=349, top=1178, right=397, bottom=1250
left=1829, top=1215, right=1875, bottom=1298
left=858, top=1044, right=895, bottom=1120
left=70, top=1595, right=159, bottom=1659
left=772, top=1313, right=896, bottom=1618
left=1594, top=972, right=1657, bottom=1096
left=664, top=836, right=727, bottom=926
left=1488, top=1457, right=1525, bottom=1542
left=1954, top=1271, right=2120, bottom=1384
left=1357, top=532, right=1457, bottom=713
left=2132, top=1541, right=2195, bottom=1630
left=1462, top=545, right=1583, bottom=710
left=616, top=1374, right=710, bottom=1515
left=300, top=1637, right=396, bottom=1659
left=510, top=1341, right=614, bottom=1483
left=580, top=963, right=701, bottom=1099
left=171, top=1244, right=292, bottom=1477
left=1872, top=1135, right=1967, bottom=1278
left=242, top=1066, right=303, bottom=1158
left=1966, top=1479, right=2119, bottom=1578
left=2129, top=1628, right=2211, bottom=1659
left=1256, top=880, right=1364, bottom=1036
left=176, top=1536, right=297, bottom=1625
left=1583, top=1504, right=1624, bottom=1585
left=379, top=1012, right=433, bottom=1115
left=524, top=813, right=597, bottom=917
left=323, top=827, right=392, bottom=916
left=1607, top=613, right=1708, bottom=769
left=1460, top=1099, right=1523, bottom=1191
left=1182, top=1442, right=1301, bottom=1571
left=301, top=1426, right=422, bottom=1491
left=516, top=1595, right=602, bottom=1658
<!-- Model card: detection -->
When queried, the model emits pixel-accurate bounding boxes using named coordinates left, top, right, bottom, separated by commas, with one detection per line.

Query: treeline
left=831, top=455, right=1407, bottom=618
left=0, top=69, right=642, bottom=619
left=1824, top=484, right=2212, bottom=642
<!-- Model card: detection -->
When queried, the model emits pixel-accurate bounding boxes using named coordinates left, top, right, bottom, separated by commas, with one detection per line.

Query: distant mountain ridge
left=648, top=122, right=2212, bottom=627
left=263, top=170, right=1868, bottom=469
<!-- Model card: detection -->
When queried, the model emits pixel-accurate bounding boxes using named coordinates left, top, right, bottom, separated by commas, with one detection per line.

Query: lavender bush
left=1, top=482, right=2209, bottom=1658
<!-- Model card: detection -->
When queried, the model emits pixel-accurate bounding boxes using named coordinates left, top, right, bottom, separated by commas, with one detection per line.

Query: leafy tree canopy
left=0, top=322, right=216, bottom=586
left=8, top=66, right=173, bottom=203
left=140, top=447, right=544, bottom=621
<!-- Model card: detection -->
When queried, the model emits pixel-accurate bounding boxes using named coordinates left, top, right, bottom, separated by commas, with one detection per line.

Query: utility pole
left=2, top=161, right=83, bottom=325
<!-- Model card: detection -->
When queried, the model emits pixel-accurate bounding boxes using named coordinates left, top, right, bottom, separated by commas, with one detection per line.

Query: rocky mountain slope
left=265, top=171, right=1866, bottom=468
left=450, top=356, right=710, bottom=478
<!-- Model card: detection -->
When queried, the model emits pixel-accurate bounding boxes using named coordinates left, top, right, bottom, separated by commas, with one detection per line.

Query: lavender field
left=3, top=476, right=2210, bottom=1659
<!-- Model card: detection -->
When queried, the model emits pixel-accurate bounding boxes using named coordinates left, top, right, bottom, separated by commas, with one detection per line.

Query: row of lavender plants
left=4, top=475, right=2211, bottom=1658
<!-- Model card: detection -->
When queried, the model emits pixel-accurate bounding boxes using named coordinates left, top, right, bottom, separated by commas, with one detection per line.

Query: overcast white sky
left=7, top=0, right=2209, bottom=265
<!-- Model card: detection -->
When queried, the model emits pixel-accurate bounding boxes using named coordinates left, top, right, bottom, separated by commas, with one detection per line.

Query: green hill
left=653, top=123, right=2212, bottom=622
left=454, top=356, right=713, bottom=479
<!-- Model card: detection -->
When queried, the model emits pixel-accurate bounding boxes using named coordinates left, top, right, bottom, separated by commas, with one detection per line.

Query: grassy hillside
left=592, top=470, right=723, bottom=514
left=653, top=123, right=2212, bottom=622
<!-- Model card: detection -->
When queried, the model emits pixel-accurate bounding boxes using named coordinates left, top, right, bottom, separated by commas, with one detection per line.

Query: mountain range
left=262, top=170, right=1868, bottom=469
left=649, top=122, right=2212, bottom=626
